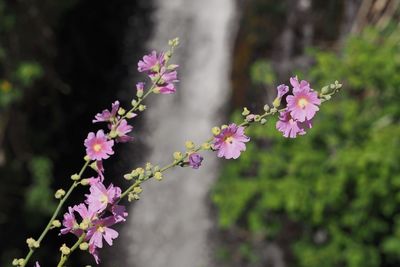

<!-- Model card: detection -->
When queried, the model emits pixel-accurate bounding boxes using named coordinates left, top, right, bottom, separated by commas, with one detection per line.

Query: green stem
left=56, top=234, right=85, bottom=267
left=21, top=160, right=90, bottom=267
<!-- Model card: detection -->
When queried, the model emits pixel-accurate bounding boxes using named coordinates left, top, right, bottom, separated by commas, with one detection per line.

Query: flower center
left=93, top=143, right=102, bottom=152
left=224, top=136, right=234, bottom=144
left=297, top=97, right=309, bottom=109
left=100, top=194, right=108, bottom=204
left=97, top=226, right=105, bottom=233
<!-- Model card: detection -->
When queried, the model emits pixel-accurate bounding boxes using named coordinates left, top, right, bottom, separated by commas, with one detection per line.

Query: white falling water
left=124, top=1, right=238, bottom=267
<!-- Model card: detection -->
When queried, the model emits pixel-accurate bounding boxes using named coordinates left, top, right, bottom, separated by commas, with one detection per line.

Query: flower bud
left=153, top=165, right=160, bottom=172
left=136, top=89, right=144, bottom=98
left=263, top=104, right=270, bottom=112
left=55, top=189, right=66, bottom=199
left=136, top=167, right=144, bottom=174
left=260, top=118, right=267, bottom=125
left=70, top=173, right=80, bottom=181
left=126, top=112, right=136, bottom=119
left=201, top=143, right=211, bottom=150
left=221, top=124, right=228, bottom=129
left=124, top=173, right=133, bottom=180
left=131, top=99, right=138, bottom=106
left=109, top=130, right=117, bottom=138
left=81, top=179, right=90, bottom=186
left=138, top=105, right=146, bottom=111
left=118, top=107, right=126, bottom=116
left=153, top=87, right=161, bottom=94
left=321, top=85, right=330, bottom=95
left=26, top=238, right=39, bottom=248
left=79, top=221, right=89, bottom=231
left=133, top=186, right=143, bottom=194
left=79, top=242, right=89, bottom=251
left=60, top=244, right=71, bottom=255
left=145, top=162, right=153, bottom=171
left=254, top=115, right=261, bottom=122
left=84, top=155, right=90, bottom=162
left=242, top=107, right=250, bottom=116
left=272, top=97, right=281, bottom=108
left=52, top=220, right=61, bottom=228
left=154, top=172, right=163, bottom=181
left=212, top=127, right=221, bottom=135
left=173, top=151, right=183, bottom=160
left=185, top=141, right=195, bottom=150
left=245, top=114, right=255, bottom=122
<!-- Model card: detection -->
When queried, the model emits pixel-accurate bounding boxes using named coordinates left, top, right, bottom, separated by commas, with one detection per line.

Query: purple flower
left=84, top=130, right=114, bottom=161
left=286, top=86, right=321, bottom=122
left=93, top=101, right=120, bottom=123
left=188, top=153, right=203, bottom=169
left=276, top=110, right=312, bottom=138
left=87, top=217, right=119, bottom=263
left=74, top=203, right=95, bottom=223
left=35, top=262, right=40, bottom=267
left=157, top=83, right=176, bottom=94
left=137, top=50, right=165, bottom=73
left=115, top=119, right=133, bottom=143
left=290, top=76, right=311, bottom=93
left=111, top=204, right=128, bottom=223
left=277, top=84, right=289, bottom=99
left=86, top=182, right=121, bottom=213
left=136, top=82, right=145, bottom=92
left=60, top=207, right=82, bottom=236
left=159, top=69, right=178, bottom=84
left=213, top=124, right=250, bottom=159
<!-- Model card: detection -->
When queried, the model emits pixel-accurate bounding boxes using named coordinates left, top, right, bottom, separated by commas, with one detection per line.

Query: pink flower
left=93, top=101, right=120, bottom=123
left=115, top=119, right=133, bottom=143
left=277, top=84, right=289, bottom=99
left=136, top=82, right=145, bottom=92
left=35, top=262, right=40, bottom=267
left=276, top=110, right=312, bottom=138
left=60, top=207, right=82, bottom=236
left=84, top=130, right=114, bottom=161
left=74, top=203, right=96, bottom=222
left=157, top=83, right=176, bottom=94
left=137, top=50, right=165, bottom=73
left=290, top=76, right=311, bottom=93
left=159, top=69, right=178, bottom=84
left=111, top=204, right=128, bottom=223
left=188, top=153, right=203, bottom=169
left=213, top=124, right=250, bottom=159
left=286, top=87, right=321, bottom=122
left=87, top=217, right=119, bottom=263
left=86, top=182, right=121, bottom=213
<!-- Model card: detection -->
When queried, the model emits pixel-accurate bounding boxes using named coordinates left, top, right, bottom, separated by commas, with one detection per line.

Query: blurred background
left=1, top=0, right=400, bottom=266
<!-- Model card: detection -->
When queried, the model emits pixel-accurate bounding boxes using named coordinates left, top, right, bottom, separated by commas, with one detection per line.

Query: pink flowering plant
left=13, top=38, right=341, bottom=267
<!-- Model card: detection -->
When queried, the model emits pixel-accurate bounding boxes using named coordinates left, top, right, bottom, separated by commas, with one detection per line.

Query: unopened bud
left=124, top=173, right=133, bottom=180
left=55, top=189, right=66, bottom=199
left=79, top=242, right=89, bottom=251
left=52, top=220, right=61, bottom=228
left=138, top=105, right=146, bottom=111
left=272, top=97, right=281, bottom=108
left=221, top=124, right=228, bottom=129
left=81, top=179, right=90, bottom=186
left=321, top=85, right=330, bottom=95
left=118, top=107, right=126, bottom=116
left=84, top=155, right=90, bottom=162
left=26, top=238, right=39, bottom=248
left=242, top=107, right=250, bottom=116
left=131, top=99, right=138, bottom=106
left=154, top=172, right=163, bottom=181
left=60, top=244, right=71, bottom=255
left=71, top=173, right=80, bottom=181
left=263, top=104, right=270, bottom=112
left=109, top=130, right=117, bottom=138
left=185, top=141, right=195, bottom=150
left=201, top=143, right=211, bottom=150
left=126, top=112, right=136, bottom=119
left=133, top=186, right=143, bottom=194
left=212, top=127, right=221, bottom=135
left=260, top=118, right=267, bottom=125
left=254, top=115, right=261, bottom=122
left=173, top=151, right=183, bottom=160
left=145, top=162, right=153, bottom=171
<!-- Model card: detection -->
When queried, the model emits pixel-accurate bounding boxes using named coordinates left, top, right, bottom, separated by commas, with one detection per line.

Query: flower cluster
left=137, top=50, right=179, bottom=94
left=61, top=181, right=127, bottom=263
left=276, top=76, right=321, bottom=138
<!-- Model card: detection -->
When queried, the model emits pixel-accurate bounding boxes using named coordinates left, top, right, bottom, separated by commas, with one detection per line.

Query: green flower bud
left=212, top=126, right=221, bottom=135
left=324, top=95, right=331, bottom=100
left=81, top=179, right=90, bottom=186
left=242, top=107, right=250, bottom=116
left=84, top=155, right=91, bottom=162
left=145, top=162, right=153, bottom=171
left=136, top=167, right=144, bottom=174
left=131, top=99, right=138, bottom=106
left=79, top=242, right=89, bottom=251
left=154, top=172, right=163, bottom=181
left=60, top=244, right=71, bottom=255
left=55, top=189, right=66, bottom=199
left=26, top=238, right=39, bottom=248
left=185, top=141, right=195, bottom=150
left=321, top=85, right=330, bottom=95
left=173, top=151, right=183, bottom=160
left=272, top=97, right=281, bottom=108
left=109, top=130, right=118, bottom=138
left=79, top=220, right=89, bottom=231
left=118, top=107, right=126, bottom=116
left=133, top=186, right=143, bottom=194
left=12, top=259, right=20, bottom=266
left=263, top=104, right=270, bottom=112
left=124, top=173, right=133, bottom=180
left=201, top=142, right=211, bottom=150
left=221, top=124, right=228, bottom=129
left=52, top=220, right=61, bottom=228
left=153, top=87, right=161, bottom=94
left=254, top=115, right=261, bottom=122
left=126, top=112, right=136, bottom=119
left=138, top=105, right=146, bottom=111
left=153, top=165, right=160, bottom=172
left=71, top=173, right=80, bottom=181
left=260, top=118, right=267, bottom=125
left=136, top=89, right=144, bottom=98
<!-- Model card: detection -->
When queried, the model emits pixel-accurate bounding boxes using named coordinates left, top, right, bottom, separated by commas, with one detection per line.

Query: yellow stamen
left=97, top=226, right=105, bottom=233
left=225, top=136, right=234, bottom=144
left=297, top=98, right=309, bottom=109
left=100, top=194, right=108, bottom=204
left=93, top=144, right=102, bottom=152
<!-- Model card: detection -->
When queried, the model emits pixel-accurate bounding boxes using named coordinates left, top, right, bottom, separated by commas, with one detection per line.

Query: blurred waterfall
left=121, top=1, right=238, bottom=267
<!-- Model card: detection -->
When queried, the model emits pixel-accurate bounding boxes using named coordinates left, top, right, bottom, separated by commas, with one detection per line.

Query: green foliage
left=25, top=156, right=56, bottom=216
left=213, top=28, right=400, bottom=267
left=250, top=60, right=276, bottom=85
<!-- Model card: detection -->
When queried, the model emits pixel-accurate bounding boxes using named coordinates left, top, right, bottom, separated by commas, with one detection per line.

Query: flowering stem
left=21, top=160, right=90, bottom=267
left=56, top=234, right=86, bottom=267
